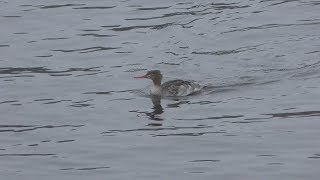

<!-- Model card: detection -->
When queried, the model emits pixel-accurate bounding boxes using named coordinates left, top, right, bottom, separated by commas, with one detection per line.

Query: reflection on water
left=148, top=95, right=164, bottom=122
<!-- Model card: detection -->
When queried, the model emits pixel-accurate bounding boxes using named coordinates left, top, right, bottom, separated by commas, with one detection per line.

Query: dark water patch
left=152, top=131, right=226, bottom=137
left=49, top=74, right=72, bottom=76
left=122, top=42, right=139, bottom=45
left=52, top=46, right=119, bottom=53
left=34, top=98, right=54, bottom=101
left=176, top=115, right=244, bottom=121
left=61, top=166, right=110, bottom=171
left=260, top=0, right=300, bottom=7
left=27, top=40, right=37, bottom=43
left=192, top=44, right=262, bottom=56
left=305, top=50, right=320, bottom=54
left=115, top=51, right=133, bottom=54
left=252, top=10, right=264, bottom=13
left=77, top=166, right=110, bottom=170
left=0, top=75, right=32, bottom=79
left=231, top=120, right=265, bottom=123
left=43, top=100, right=72, bottom=104
left=76, top=71, right=109, bottom=77
left=42, top=37, right=69, bottom=41
left=110, top=65, right=122, bottom=68
left=244, top=117, right=272, bottom=121
left=20, top=5, right=33, bottom=7
left=268, top=163, right=284, bottom=165
left=165, top=51, right=181, bottom=56
left=56, top=139, right=75, bottom=143
left=72, top=99, right=93, bottom=104
left=186, top=2, right=250, bottom=10
left=80, top=29, right=101, bottom=32
left=0, top=100, right=19, bottom=104
left=110, top=98, right=134, bottom=101
left=258, top=154, right=276, bottom=157
left=77, top=33, right=117, bottom=37
left=189, top=159, right=220, bottom=162
left=0, top=153, right=56, bottom=157
left=84, top=89, right=137, bottom=95
left=60, top=168, right=74, bottom=170
left=111, top=23, right=174, bottom=31
left=101, top=25, right=121, bottom=28
left=41, top=140, right=51, bottom=143
left=69, top=104, right=92, bottom=107
left=28, top=144, right=38, bottom=147
left=2, top=15, right=21, bottom=18
left=37, top=4, right=85, bottom=9
left=264, top=111, right=320, bottom=118
left=303, top=1, right=320, bottom=6
left=0, top=66, right=102, bottom=76
left=308, top=154, right=320, bottom=159
left=102, top=125, right=212, bottom=134
left=124, top=68, right=147, bottom=72
left=0, top=125, right=34, bottom=128
left=126, top=7, right=222, bottom=21
left=0, top=125, right=84, bottom=133
left=73, top=6, right=116, bottom=10
left=84, top=91, right=113, bottom=95
left=0, top=45, right=10, bottom=47
left=35, top=55, right=53, bottom=58
left=137, top=6, right=171, bottom=10
left=223, top=22, right=320, bottom=34
left=176, top=2, right=194, bottom=5
left=157, top=62, right=181, bottom=66
left=190, top=101, right=222, bottom=105
left=14, top=32, right=28, bottom=35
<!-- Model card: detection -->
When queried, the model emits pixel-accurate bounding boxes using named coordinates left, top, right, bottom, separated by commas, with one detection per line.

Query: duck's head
left=134, top=70, right=162, bottom=85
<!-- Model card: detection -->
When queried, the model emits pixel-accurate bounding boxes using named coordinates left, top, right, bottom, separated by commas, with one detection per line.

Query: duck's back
left=161, top=80, right=201, bottom=97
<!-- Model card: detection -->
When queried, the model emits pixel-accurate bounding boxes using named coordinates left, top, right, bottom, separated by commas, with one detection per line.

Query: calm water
left=1, top=0, right=320, bottom=179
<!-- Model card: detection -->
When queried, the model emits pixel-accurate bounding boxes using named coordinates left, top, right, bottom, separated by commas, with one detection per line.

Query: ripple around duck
left=101, top=125, right=212, bottom=134
left=175, top=115, right=244, bottom=121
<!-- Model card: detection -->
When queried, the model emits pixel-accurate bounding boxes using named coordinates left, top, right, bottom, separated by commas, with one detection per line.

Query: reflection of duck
left=134, top=70, right=202, bottom=97
left=147, top=95, right=163, bottom=121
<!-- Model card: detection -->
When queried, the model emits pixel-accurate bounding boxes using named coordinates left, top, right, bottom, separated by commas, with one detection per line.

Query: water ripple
left=52, top=46, right=120, bottom=53
left=0, top=153, right=56, bottom=157
left=110, top=23, right=174, bottom=31
left=73, top=6, right=116, bottom=10
left=264, top=111, right=320, bottom=118
left=176, top=115, right=244, bottom=121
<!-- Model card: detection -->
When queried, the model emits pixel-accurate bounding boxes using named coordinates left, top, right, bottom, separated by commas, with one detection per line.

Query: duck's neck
left=152, top=78, right=162, bottom=87
left=151, top=78, right=162, bottom=96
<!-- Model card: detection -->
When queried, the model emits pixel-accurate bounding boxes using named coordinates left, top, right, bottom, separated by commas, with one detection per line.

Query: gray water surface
left=1, top=0, right=320, bottom=179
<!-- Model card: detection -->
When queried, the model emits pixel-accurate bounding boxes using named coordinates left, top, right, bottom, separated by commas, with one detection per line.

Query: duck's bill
left=133, top=74, right=148, bottom=79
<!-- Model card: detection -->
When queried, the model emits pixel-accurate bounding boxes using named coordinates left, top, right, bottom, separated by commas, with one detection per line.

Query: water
left=1, top=0, right=320, bottom=179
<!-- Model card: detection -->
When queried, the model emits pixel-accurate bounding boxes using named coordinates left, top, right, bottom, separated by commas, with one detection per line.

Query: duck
left=134, top=70, right=202, bottom=97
